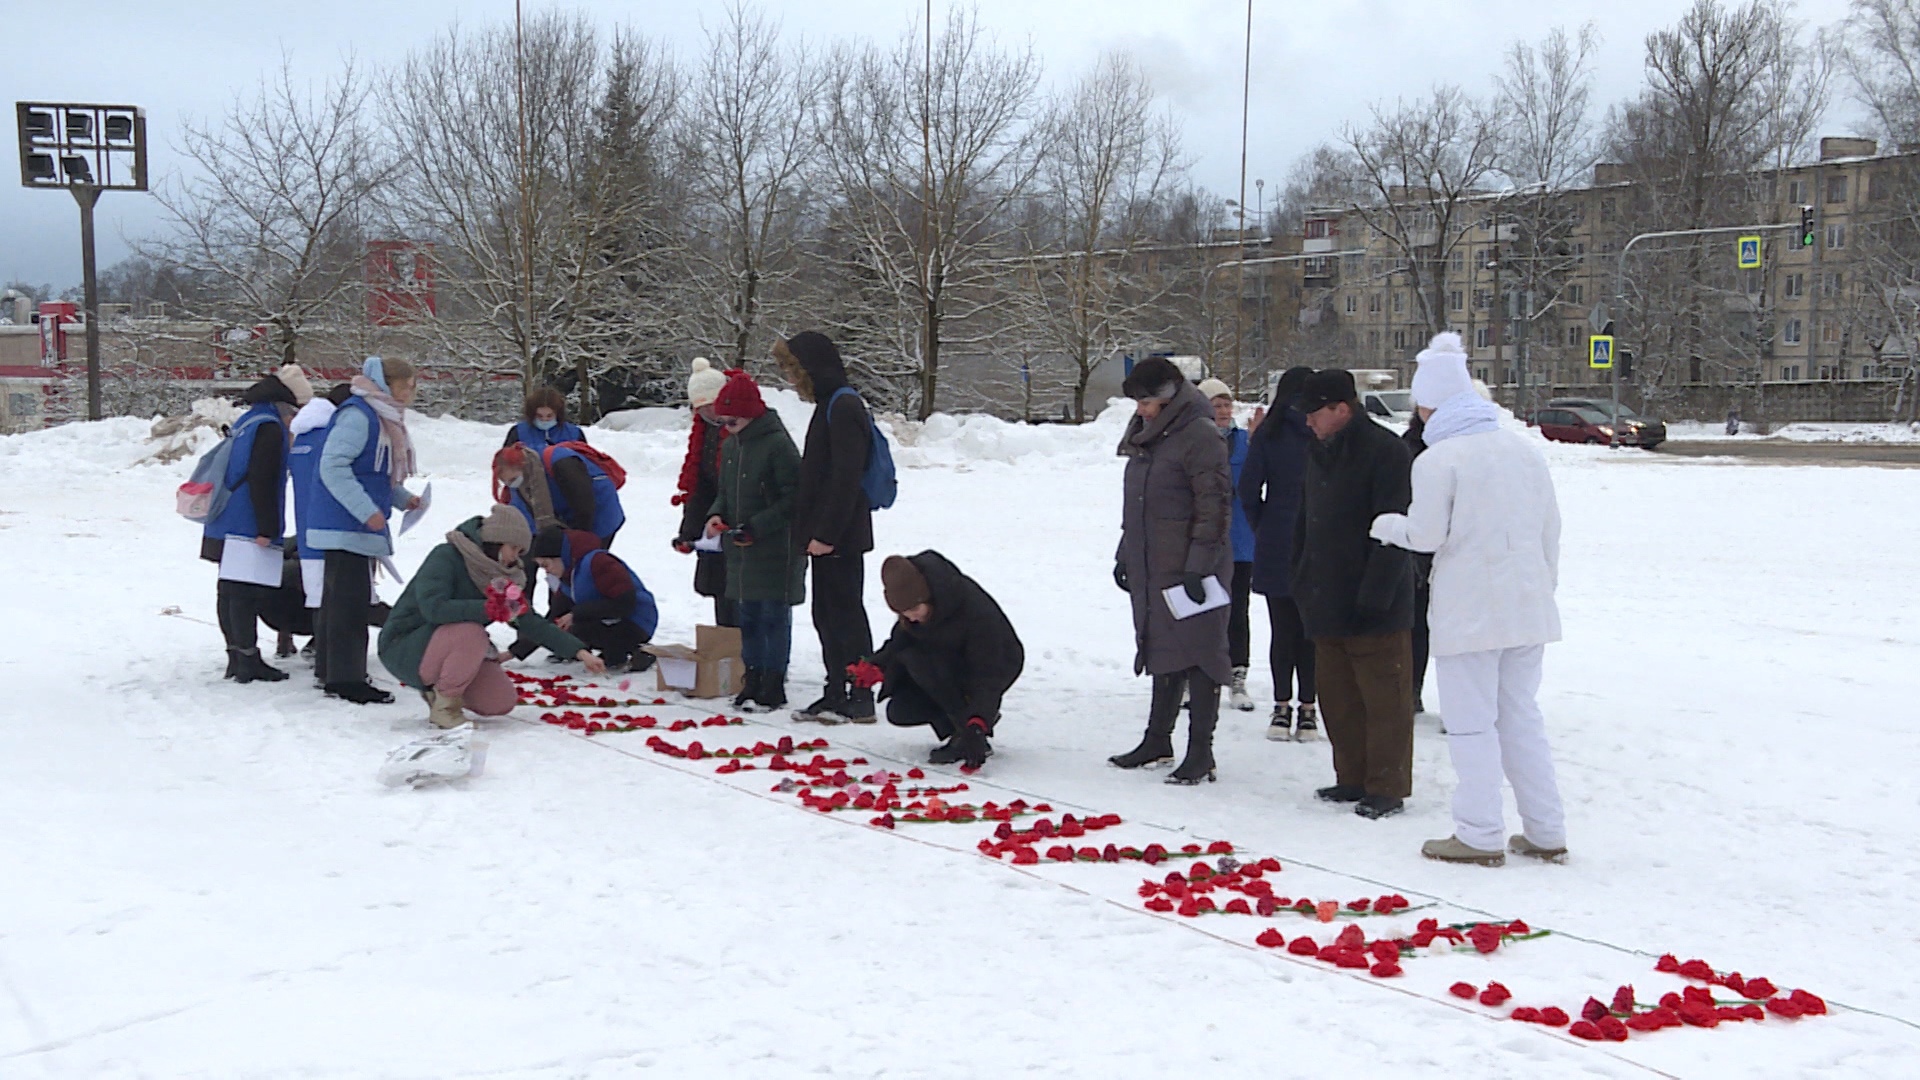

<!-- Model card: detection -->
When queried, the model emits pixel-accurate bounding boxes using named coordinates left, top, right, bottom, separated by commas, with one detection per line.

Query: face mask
left=505, top=476, right=524, bottom=490
left=533, top=418, right=557, bottom=432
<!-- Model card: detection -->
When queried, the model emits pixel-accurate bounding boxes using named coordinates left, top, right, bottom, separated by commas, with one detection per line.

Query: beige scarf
left=447, top=528, right=527, bottom=595
left=508, top=445, right=560, bottom=531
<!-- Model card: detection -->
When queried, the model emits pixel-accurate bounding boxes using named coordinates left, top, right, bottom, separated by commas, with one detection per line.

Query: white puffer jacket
left=1370, top=427, right=1561, bottom=656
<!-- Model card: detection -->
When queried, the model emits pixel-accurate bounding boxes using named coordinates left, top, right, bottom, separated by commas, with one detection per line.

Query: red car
left=1529, top=405, right=1642, bottom=446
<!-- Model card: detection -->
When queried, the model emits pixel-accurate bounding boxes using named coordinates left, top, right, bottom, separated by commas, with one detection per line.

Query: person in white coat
left=1369, top=332, right=1567, bottom=866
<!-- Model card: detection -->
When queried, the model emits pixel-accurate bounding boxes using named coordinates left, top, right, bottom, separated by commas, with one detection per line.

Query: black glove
left=1113, top=562, right=1130, bottom=592
left=959, top=717, right=992, bottom=771
left=1183, top=572, right=1208, bottom=604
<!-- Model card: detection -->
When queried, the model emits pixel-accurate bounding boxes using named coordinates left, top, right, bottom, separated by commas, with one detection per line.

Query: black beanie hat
left=530, top=525, right=567, bottom=561
left=783, top=331, right=843, bottom=375
left=1121, top=357, right=1184, bottom=401
left=1274, top=366, right=1314, bottom=405
left=1296, top=369, right=1359, bottom=414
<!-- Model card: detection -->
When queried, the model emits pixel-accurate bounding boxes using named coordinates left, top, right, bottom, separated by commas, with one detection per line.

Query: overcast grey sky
left=2, top=0, right=1862, bottom=290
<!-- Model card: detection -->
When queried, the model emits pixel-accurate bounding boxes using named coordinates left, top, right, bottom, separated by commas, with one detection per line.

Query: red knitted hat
left=713, top=370, right=767, bottom=420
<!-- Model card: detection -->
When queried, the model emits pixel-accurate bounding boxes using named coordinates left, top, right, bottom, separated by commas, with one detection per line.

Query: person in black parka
left=864, top=551, right=1024, bottom=770
left=775, top=330, right=877, bottom=724
left=1238, top=365, right=1319, bottom=741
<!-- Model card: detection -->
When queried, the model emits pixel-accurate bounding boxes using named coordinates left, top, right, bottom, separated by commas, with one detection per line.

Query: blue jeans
left=738, top=600, right=792, bottom=674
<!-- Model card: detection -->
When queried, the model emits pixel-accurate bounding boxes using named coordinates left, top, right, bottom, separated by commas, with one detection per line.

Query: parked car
left=1529, top=405, right=1663, bottom=448
left=1362, top=389, right=1415, bottom=425
left=1546, top=397, right=1667, bottom=448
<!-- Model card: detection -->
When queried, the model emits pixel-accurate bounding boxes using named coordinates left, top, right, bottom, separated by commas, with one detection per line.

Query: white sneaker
left=1292, top=702, right=1319, bottom=742
left=1266, top=703, right=1293, bottom=742
left=1229, top=666, right=1256, bottom=711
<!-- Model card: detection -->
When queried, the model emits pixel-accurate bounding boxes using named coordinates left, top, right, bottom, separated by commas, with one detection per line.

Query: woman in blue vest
left=286, top=383, right=353, bottom=644
left=492, top=442, right=625, bottom=545
left=502, top=386, right=586, bottom=452
left=308, top=356, right=423, bottom=705
left=527, top=526, right=658, bottom=672
left=1198, top=378, right=1259, bottom=712
left=200, top=364, right=312, bottom=683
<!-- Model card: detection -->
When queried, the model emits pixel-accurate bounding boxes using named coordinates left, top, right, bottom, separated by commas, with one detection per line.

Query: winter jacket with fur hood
left=1115, top=381, right=1234, bottom=682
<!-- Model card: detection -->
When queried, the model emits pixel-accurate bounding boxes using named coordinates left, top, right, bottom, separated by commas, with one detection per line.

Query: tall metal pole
left=73, top=184, right=103, bottom=421
left=515, top=0, right=536, bottom=392
left=1232, top=0, right=1252, bottom=394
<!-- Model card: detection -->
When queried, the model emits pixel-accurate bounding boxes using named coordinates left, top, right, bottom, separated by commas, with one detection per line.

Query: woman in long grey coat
left=1108, top=358, right=1235, bottom=784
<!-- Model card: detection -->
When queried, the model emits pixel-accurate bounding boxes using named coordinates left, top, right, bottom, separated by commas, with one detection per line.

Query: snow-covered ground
left=1667, top=419, right=1920, bottom=442
left=4, top=396, right=1919, bottom=1077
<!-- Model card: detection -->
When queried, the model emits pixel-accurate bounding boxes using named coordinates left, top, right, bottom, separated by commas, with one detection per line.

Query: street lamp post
left=15, top=102, right=148, bottom=421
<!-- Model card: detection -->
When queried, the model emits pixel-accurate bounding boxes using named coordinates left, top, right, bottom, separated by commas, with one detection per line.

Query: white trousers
left=1434, top=645, right=1565, bottom=852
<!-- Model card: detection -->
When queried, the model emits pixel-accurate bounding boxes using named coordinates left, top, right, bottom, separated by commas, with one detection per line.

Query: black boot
left=325, top=680, right=395, bottom=705
left=228, top=647, right=289, bottom=684
left=1110, top=673, right=1184, bottom=768
left=1167, top=668, right=1219, bottom=785
left=275, top=631, right=297, bottom=659
left=755, top=668, right=787, bottom=710
left=733, top=669, right=762, bottom=711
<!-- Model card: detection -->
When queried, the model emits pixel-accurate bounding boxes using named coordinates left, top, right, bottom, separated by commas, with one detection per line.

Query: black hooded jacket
left=870, top=551, right=1024, bottom=723
left=788, top=332, right=874, bottom=554
left=1290, top=410, right=1415, bottom=638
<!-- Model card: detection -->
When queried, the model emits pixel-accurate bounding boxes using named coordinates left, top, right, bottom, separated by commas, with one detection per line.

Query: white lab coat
left=1370, top=428, right=1561, bottom=657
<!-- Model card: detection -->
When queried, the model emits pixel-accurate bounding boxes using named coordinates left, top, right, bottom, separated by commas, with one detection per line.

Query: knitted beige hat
left=1196, top=377, right=1233, bottom=401
left=688, top=357, right=726, bottom=408
left=277, top=363, right=314, bottom=406
left=478, top=504, right=533, bottom=551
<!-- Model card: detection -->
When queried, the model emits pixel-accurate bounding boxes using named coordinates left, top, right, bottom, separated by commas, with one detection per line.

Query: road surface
left=1653, top=440, right=1920, bottom=466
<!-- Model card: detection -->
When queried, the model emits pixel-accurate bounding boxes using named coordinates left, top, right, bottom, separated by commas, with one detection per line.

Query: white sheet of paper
left=399, top=482, right=433, bottom=535
left=693, top=532, right=723, bottom=553
left=218, top=537, right=284, bottom=587
left=1162, top=574, right=1231, bottom=620
left=378, top=556, right=407, bottom=585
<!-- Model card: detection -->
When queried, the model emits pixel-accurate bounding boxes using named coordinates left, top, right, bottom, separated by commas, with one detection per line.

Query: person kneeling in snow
left=527, top=525, right=659, bottom=674
left=378, top=506, right=605, bottom=729
left=855, top=552, right=1024, bottom=770
left=1369, top=332, right=1567, bottom=867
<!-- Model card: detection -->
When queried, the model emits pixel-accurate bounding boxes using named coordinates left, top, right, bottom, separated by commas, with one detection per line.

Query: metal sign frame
left=1589, top=335, right=1615, bottom=370
left=1737, top=235, right=1762, bottom=271
left=16, top=102, right=147, bottom=191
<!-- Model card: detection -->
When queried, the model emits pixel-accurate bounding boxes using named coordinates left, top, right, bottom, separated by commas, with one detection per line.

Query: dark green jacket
left=378, top=516, right=586, bottom=689
left=707, top=410, right=805, bottom=604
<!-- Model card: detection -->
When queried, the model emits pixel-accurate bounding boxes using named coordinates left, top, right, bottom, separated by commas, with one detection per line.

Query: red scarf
left=672, top=418, right=728, bottom=506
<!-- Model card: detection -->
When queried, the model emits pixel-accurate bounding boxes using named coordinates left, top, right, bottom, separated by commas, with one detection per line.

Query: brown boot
left=429, top=689, right=467, bottom=729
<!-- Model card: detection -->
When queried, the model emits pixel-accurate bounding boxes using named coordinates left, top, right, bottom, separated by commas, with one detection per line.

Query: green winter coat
left=378, top=516, right=587, bottom=689
left=707, top=410, right=805, bottom=604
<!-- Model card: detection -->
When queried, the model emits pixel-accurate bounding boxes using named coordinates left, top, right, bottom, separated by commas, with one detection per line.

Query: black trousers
left=810, top=553, right=872, bottom=699
left=1412, top=581, right=1431, bottom=708
left=572, top=618, right=649, bottom=666
left=215, top=579, right=278, bottom=653
left=319, top=551, right=374, bottom=686
left=713, top=595, right=740, bottom=628
left=1264, top=594, right=1316, bottom=705
left=1228, top=561, right=1254, bottom=669
left=886, top=673, right=996, bottom=742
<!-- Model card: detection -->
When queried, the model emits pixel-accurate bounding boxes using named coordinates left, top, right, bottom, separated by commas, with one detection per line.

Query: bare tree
left=678, top=1, right=822, bottom=368
left=1340, top=86, right=1501, bottom=338
left=1021, top=52, right=1185, bottom=420
left=1842, top=0, right=1920, bottom=148
left=1841, top=0, right=1920, bottom=416
left=1270, top=142, right=1364, bottom=236
left=145, top=54, right=395, bottom=370
left=385, top=14, right=682, bottom=411
left=819, top=8, right=1045, bottom=417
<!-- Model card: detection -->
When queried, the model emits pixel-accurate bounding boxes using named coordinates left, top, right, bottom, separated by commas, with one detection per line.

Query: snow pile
left=1667, top=420, right=1920, bottom=443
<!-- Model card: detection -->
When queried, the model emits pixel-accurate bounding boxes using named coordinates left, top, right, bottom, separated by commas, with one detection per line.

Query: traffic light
left=1799, top=205, right=1815, bottom=247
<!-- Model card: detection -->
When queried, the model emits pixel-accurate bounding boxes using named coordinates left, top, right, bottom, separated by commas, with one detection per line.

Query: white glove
left=1369, top=514, right=1403, bottom=545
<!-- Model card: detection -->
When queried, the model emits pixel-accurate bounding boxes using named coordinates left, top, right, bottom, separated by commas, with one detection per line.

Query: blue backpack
left=828, top=386, right=897, bottom=510
left=175, top=412, right=273, bottom=524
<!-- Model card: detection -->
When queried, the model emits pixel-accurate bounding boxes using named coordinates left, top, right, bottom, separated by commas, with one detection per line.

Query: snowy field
left=4, top=394, right=1920, bottom=1078
left=1666, top=419, right=1920, bottom=442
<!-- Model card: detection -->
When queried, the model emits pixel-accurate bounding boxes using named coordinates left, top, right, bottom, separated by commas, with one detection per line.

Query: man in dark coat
left=862, top=552, right=1024, bottom=770
left=1107, top=357, right=1234, bottom=785
left=1292, top=368, right=1416, bottom=819
left=1240, top=365, right=1319, bottom=742
left=775, top=330, right=876, bottom=724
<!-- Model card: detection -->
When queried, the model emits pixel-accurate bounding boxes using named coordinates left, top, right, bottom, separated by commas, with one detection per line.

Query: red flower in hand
left=847, top=660, right=885, bottom=689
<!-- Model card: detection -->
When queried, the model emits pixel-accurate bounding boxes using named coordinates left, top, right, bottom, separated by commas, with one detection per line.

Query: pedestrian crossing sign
left=1589, top=335, right=1614, bottom=370
left=1737, top=236, right=1762, bottom=270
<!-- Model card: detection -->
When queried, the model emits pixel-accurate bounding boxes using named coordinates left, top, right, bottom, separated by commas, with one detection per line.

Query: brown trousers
left=1314, top=630, right=1414, bottom=798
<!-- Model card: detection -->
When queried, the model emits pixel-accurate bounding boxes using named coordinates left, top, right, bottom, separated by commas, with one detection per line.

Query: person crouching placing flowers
left=378, top=505, right=605, bottom=729
left=1368, top=332, right=1568, bottom=867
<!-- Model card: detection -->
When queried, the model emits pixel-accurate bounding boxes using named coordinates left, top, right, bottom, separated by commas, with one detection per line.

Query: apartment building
left=1298, top=136, right=1918, bottom=393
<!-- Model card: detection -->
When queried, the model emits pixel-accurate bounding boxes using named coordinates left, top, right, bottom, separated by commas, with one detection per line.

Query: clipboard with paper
left=1162, top=574, right=1230, bottom=620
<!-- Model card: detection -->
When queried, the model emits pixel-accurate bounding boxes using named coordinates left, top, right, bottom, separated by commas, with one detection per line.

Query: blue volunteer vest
left=204, top=403, right=284, bottom=542
left=304, top=396, right=396, bottom=545
left=514, top=419, right=584, bottom=452
left=547, top=446, right=625, bottom=540
left=561, top=546, right=658, bottom=637
left=287, top=422, right=330, bottom=554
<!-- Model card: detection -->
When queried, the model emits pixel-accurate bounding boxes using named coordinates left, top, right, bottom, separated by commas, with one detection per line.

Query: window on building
left=1448, top=290, right=1463, bottom=312
left=1787, top=178, right=1807, bottom=204
left=1573, top=242, right=1586, bottom=258
left=1783, top=272, right=1804, bottom=299
left=1826, top=175, right=1849, bottom=203
left=1782, top=364, right=1801, bottom=380
left=1367, top=330, right=1380, bottom=350
left=1475, top=327, right=1492, bottom=349
left=1741, top=269, right=1762, bottom=295
left=1368, top=293, right=1382, bottom=314
left=1450, top=250, right=1464, bottom=273
left=1826, top=223, right=1846, bottom=249
left=1822, top=320, right=1841, bottom=343
left=1369, top=258, right=1382, bottom=275
left=1822, top=272, right=1844, bottom=297
left=1600, top=197, right=1615, bottom=220
left=1392, top=293, right=1405, bottom=314
left=1783, top=317, right=1803, bottom=344
left=1473, top=289, right=1490, bottom=310
left=1342, top=331, right=1356, bottom=348
left=1566, top=284, right=1584, bottom=305
left=1304, top=219, right=1330, bottom=239
left=1869, top=171, right=1890, bottom=201
left=1568, top=326, right=1583, bottom=346
left=1393, top=329, right=1408, bottom=351
left=1344, top=294, right=1358, bottom=314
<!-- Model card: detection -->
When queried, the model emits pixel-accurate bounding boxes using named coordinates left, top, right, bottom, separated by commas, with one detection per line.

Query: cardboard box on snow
left=641, top=624, right=741, bottom=699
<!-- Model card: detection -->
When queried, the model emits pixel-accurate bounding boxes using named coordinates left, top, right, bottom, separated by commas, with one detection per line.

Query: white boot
left=1266, top=702, right=1293, bottom=742
left=1229, top=667, right=1255, bottom=712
